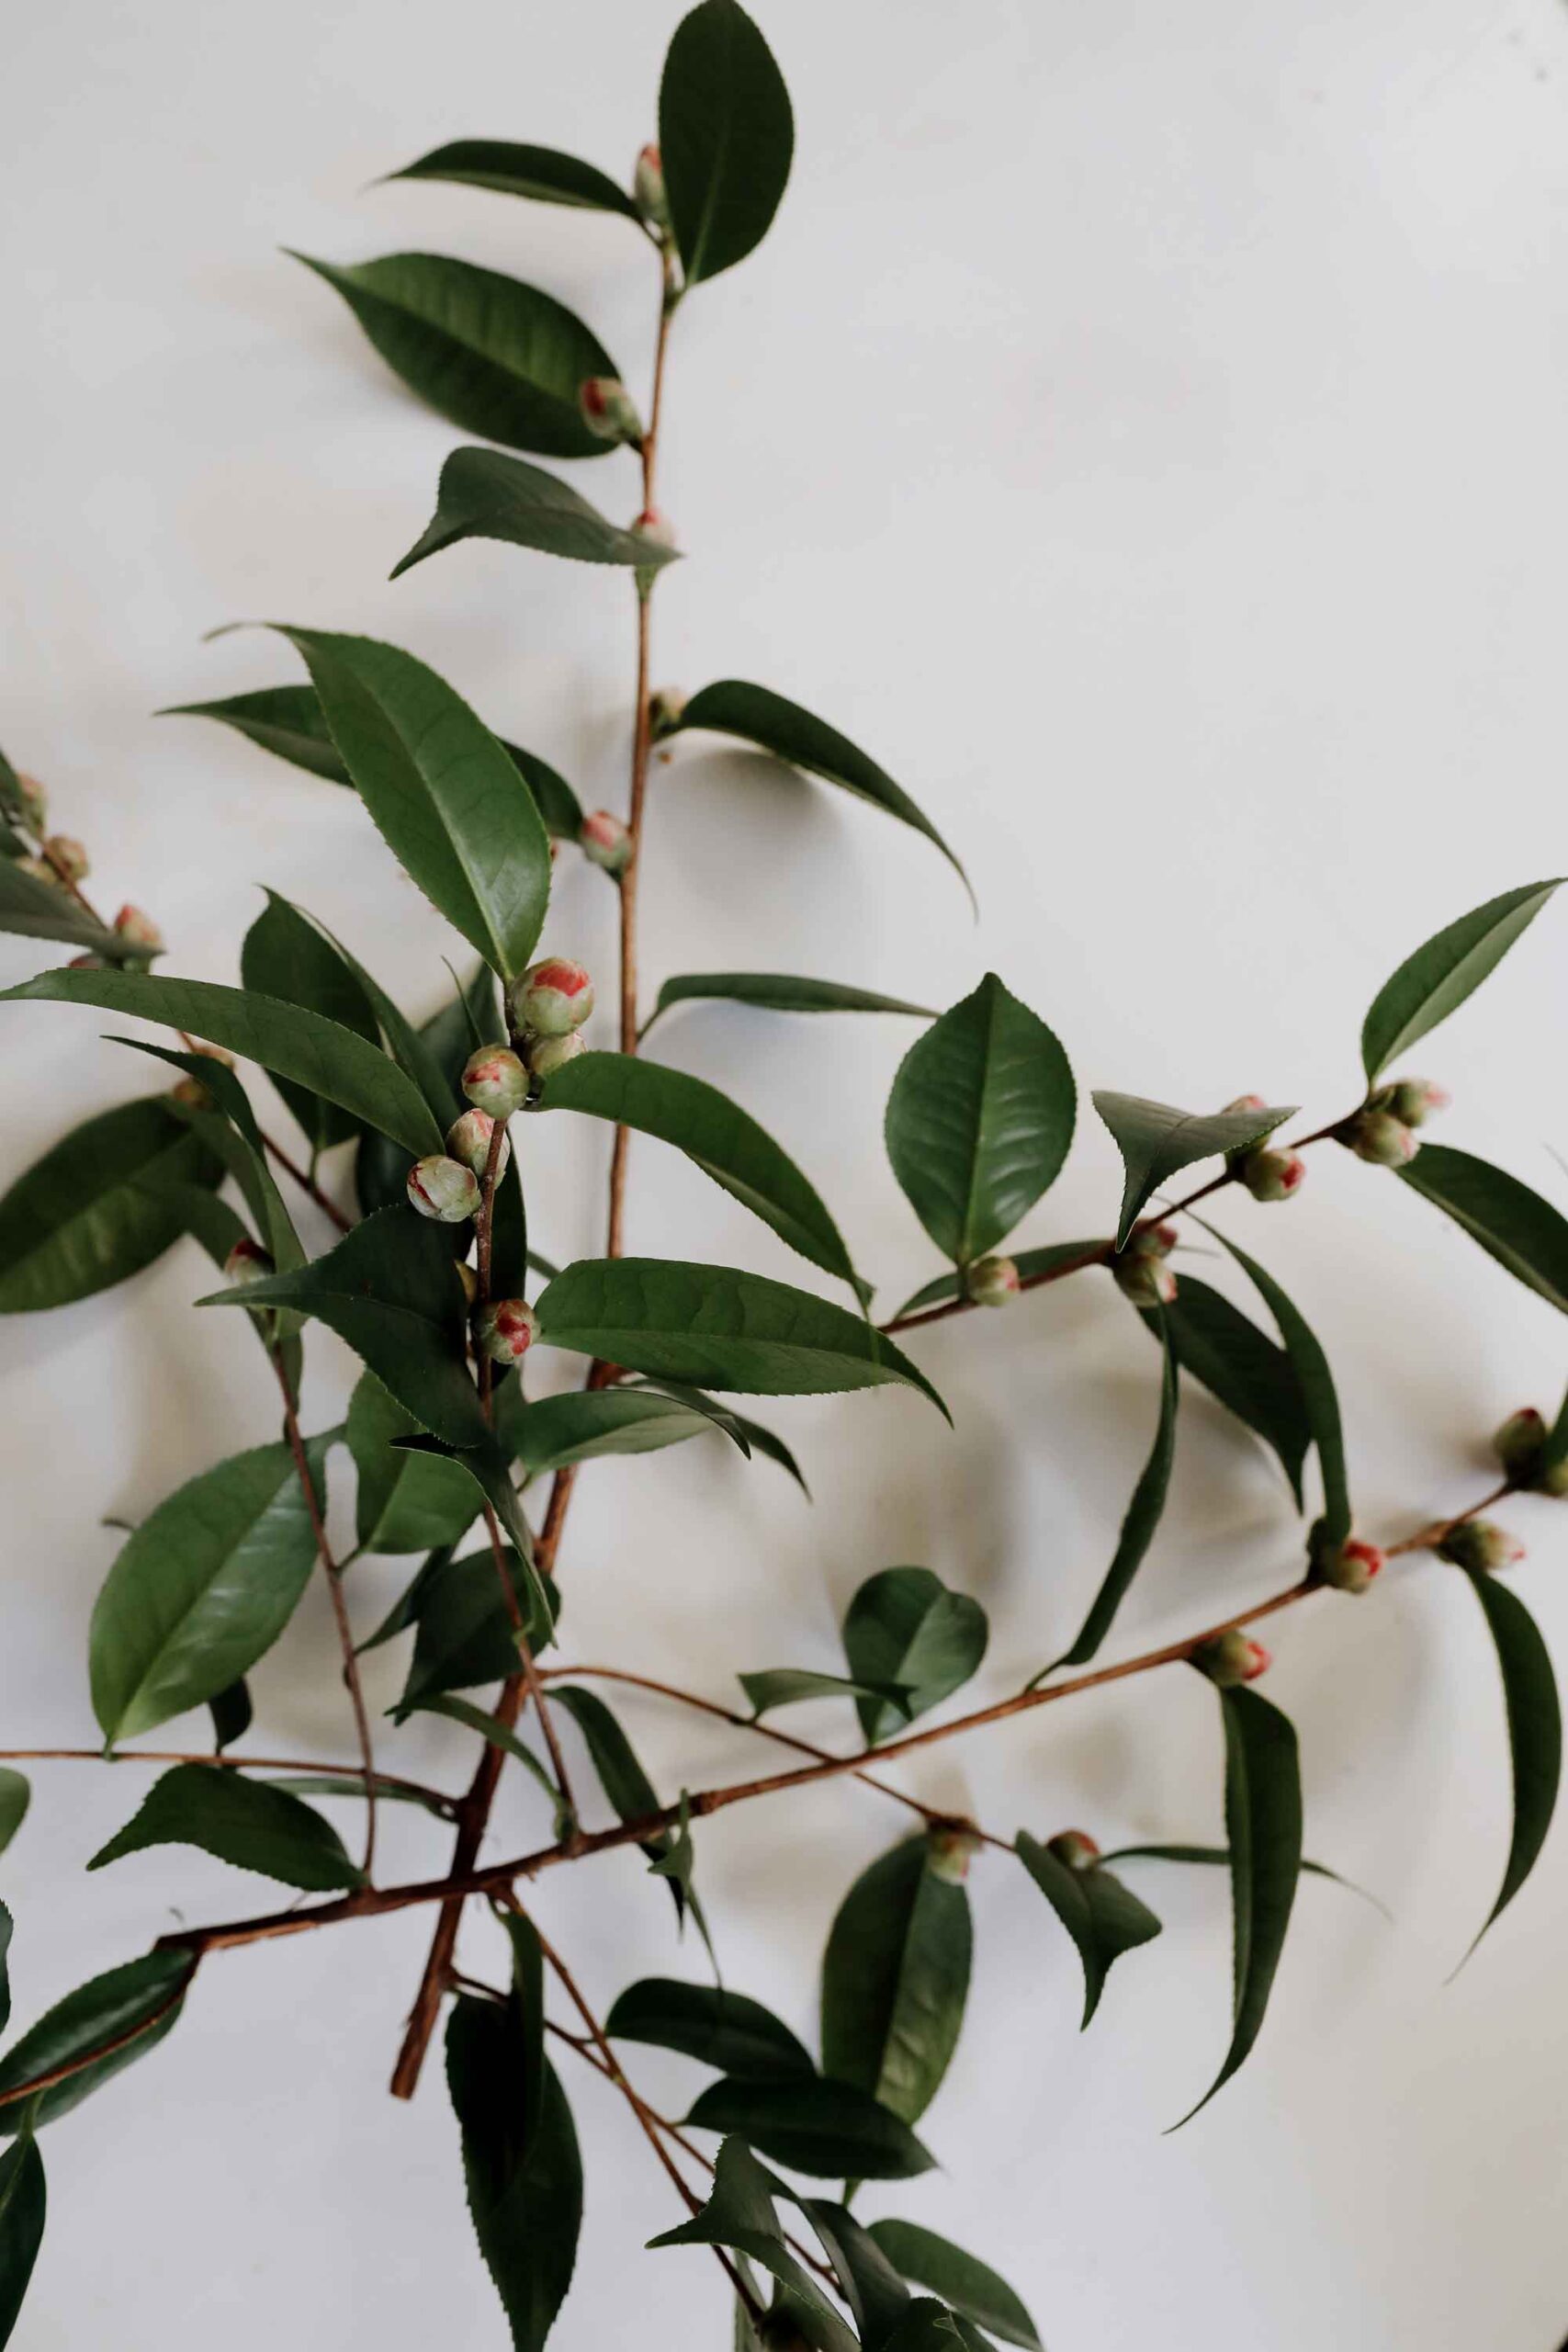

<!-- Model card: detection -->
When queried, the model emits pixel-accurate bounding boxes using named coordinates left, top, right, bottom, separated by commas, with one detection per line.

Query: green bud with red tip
left=964, top=1254, right=1020, bottom=1308
left=926, top=1822, right=982, bottom=1883
left=462, top=1046, right=530, bottom=1117
left=1239, top=1147, right=1306, bottom=1204
left=633, top=141, right=670, bottom=232
left=1113, top=1220, right=1179, bottom=1309
left=1190, top=1629, right=1271, bottom=1686
left=580, top=809, right=631, bottom=876
left=114, top=904, right=164, bottom=956
left=223, top=1236, right=275, bottom=1283
left=1338, top=1108, right=1418, bottom=1167
left=1314, top=1535, right=1383, bottom=1594
left=579, top=378, right=643, bottom=447
left=515, top=958, right=594, bottom=1037
left=406, top=1155, right=480, bottom=1224
left=1437, top=1519, right=1526, bottom=1573
left=1381, top=1077, right=1449, bottom=1127
left=526, top=1031, right=586, bottom=1081
left=446, top=1109, right=510, bottom=1182
left=475, top=1298, right=540, bottom=1364
left=1494, top=1407, right=1568, bottom=1497
left=14, top=773, right=47, bottom=834
left=1045, top=1828, right=1101, bottom=1871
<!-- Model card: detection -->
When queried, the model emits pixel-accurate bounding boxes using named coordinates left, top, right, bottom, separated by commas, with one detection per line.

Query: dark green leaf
left=1361, top=879, right=1561, bottom=1080
left=1014, top=1834, right=1161, bottom=2026
left=869, top=2221, right=1042, bottom=2352
left=1049, top=1317, right=1179, bottom=1671
left=685, top=2077, right=934, bottom=2181
left=1093, top=1093, right=1294, bottom=1249
left=1199, top=1221, right=1350, bottom=1550
left=0, top=1908, right=11, bottom=2039
left=446, top=1995, right=581, bottom=2352
left=724, top=1408, right=810, bottom=1493
left=0, top=1781, right=27, bottom=1866
left=1141, top=1274, right=1309, bottom=1506
left=1397, top=1144, right=1568, bottom=1317
left=304, top=915, right=461, bottom=1132
left=606, top=1979, right=814, bottom=2082
left=551, top=1686, right=694, bottom=1914
left=1461, top=1567, right=1562, bottom=1948
left=389, top=1432, right=539, bottom=1586
left=208, top=1679, right=253, bottom=1751
left=1100, top=1845, right=1391, bottom=1920
left=348, top=1368, right=480, bottom=1552
left=739, top=1668, right=909, bottom=1722
left=0, top=1096, right=220, bottom=1314
left=412, top=1699, right=568, bottom=1832
left=504, top=1385, right=716, bottom=1475
left=88, top=1763, right=364, bottom=1891
left=798, top=2202, right=910, bottom=2346
left=841, top=1566, right=987, bottom=1747
left=893, top=1236, right=1106, bottom=1320
left=385, top=139, right=643, bottom=219
left=392, top=446, right=682, bottom=579
left=0, top=1950, right=194, bottom=2135
left=643, top=1792, right=717, bottom=1968
left=820, top=1835, right=970, bottom=2126
left=394, top=1546, right=551, bottom=1715
left=649, top=2138, right=860, bottom=2352
left=265, top=1773, right=452, bottom=1820
left=241, top=891, right=382, bottom=1150
left=645, top=970, right=933, bottom=1035
left=162, top=684, right=349, bottom=781
left=660, top=0, right=794, bottom=286
left=0, top=2136, right=45, bottom=2346
left=504, top=745, right=583, bottom=842
left=881, top=2300, right=992, bottom=2351
left=148, top=1180, right=249, bottom=1276
left=0, top=860, right=127, bottom=957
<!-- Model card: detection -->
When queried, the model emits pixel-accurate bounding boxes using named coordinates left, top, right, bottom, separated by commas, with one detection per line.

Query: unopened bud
left=1127, top=1221, right=1178, bottom=1261
left=446, top=1109, right=511, bottom=1182
left=1113, top=1253, right=1179, bottom=1311
left=15, top=855, right=59, bottom=888
left=461, top=1046, right=530, bottom=1117
left=633, top=141, right=670, bottom=230
left=631, top=506, right=678, bottom=552
left=1191, top=1630, right=1271, bottom=1687
left=964, top=1254, right=1020, bottom=1308
left=925, top=1822, right=981, bottom=1883
left=1495, top=1407, right=1547, bottom=1483
left=67, top=954, right=104, bottom=969
left=516, top=957, right=594, bottom=1037
left=406, top=1155, right=480, bottom=1224
left=579, top=377, right=643, bottom=446
left=14, top=773, right=46, bottom=832
left=1383, top=1078, right=1449, bottom=1127
left=1339, top=1109, right=1418, bottom=1167
left=1045, top=1829, right=1101, bottom=1871
left=1437, top=1518, right=1526, bottom=1574
left=114, top=904, right=164, bottom=956
left=579, top=808, right=631, bottom=876
left=1316, top=1536, right=1383, bottom=1595
left=649, top=685, right=687, bottom=738
left=527, top=1030, right=587, bottom=1080
left=1222, top=1093, right=1269, bottom=1116
left=223, top=1236, right=275, bottom=1283
left=43, top=835, right=88, bottom=882
left=1240, top=1147, right=1306, bottom=1204
left=475, top=1297, right=540, bottom=1364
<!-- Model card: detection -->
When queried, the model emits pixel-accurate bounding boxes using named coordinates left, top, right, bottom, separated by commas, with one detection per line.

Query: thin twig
left=261, top=1132, right=353, bottom=1233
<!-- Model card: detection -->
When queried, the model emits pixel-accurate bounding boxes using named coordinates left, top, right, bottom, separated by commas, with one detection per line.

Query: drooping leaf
left=649, top=2139, right=860, bottom=2352
left=684, top=2077, right=934, bottom=2181
left=347, top=1368, right=480, bottom=1553
left=384, top=139, right=644, bottom=220
left=1360, top=879, right=1561, bottom=1080
left=1014, top=1833, right=1162, bottom=2026
left=0, top=859, right=127, bottom=957
left=504, top=1385, right=716, bottom=1476
left=738, top=1668, right=910, bottom=1723
left=1100, top=1845, right=1391, bottom=1919
left=392, top=446, right=682, bottom=579
left=893, top=1236, right=1107, bottom=1320
left=660, top=0, right=794, bottom=286
left=885, top=976, right=1076, bottom=1266
left=534, top=1258, right=946, bottom=1415
left=446, top=1994, right=581, bottom=2352
left=669, top=681, right=965, bottom=893
left=0, top=2135, right=45, bottom=2346
left=869, top=2221, right=1043, bottom=2352
left=645, top=971, right=933, bottom=1035
left=87, top=1763, right=364, bottom=1891
left=241, top=891, right=382, bottom=1151
left=1199, top=1221, right=1350, bottom=1550
left=1461, top=1567, right=1562, bottom=1950
left=841, top=1566, right=987, bottom=1747
left=89, top=1436, right=329, bottom=1743
left=207, top=1679, right=253, bottom=1751
left=0, top=1096, right=220, bottom=1314
left=820, top=1835, right=970, bottom=2128
left=606, top=1979, right=814, bottom=2082
left=551, top=1687, right=696, bottom=1928
left=724, top=1408, right=810, bottom=1494
left=1047, top=1317, right=1179, bottom=1673
left=291, top=250, right=620, bottom=459
left=540, top=1052, right=859, bottom=1289
left=388, top=1432, right=539, bottom=1587
left=1093, top=1092, right=1294, bottom=1249
left=1140, top=1274, right=1310, bottom=1506
left=0, top=1779, right=28, bottom=1862
left=0, top=1950, right=194, bottom=2135
left=644, top=1791, right=717, bottom=1966
left=393, top=1545, right=552, bottom=1717
left=1397, top=1145, right=1568, bottom=1317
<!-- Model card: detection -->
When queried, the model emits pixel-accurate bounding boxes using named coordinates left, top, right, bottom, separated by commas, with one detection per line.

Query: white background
left=4, top=2, right=1568, bottom=2346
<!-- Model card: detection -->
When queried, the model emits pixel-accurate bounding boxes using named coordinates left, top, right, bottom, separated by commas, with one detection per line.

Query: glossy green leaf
left=1049, top=1317, right=1179, bottom=1671
left=893, top=1236, right=1106, bottom=1321
left=394, top=1545, right=551, bottom=1717
left=0, top=1096, right=220, bottom=1314
left=1141, top=1274, right=1310, bottom=1506
left=685, top=2076, right=935, bottom=2181
left=0, top=1950, right=194, bottom=2135
left=0, top=860, right=127, bottom=957
left=869, top=2221, right=1042, bottom=2352
left=90, top=1436, right=329, bottom=1743
left=1093, top=1092, right=1294, bottom=1249
left=347, top=1369, right=479, bottom=1553
left=1397, top=1145, right=1568, bottom=1317
left=1461, top=1568, right=1562, bottom=1948
left=389, top=1432, right=539, bottom=1584
left=534, top=1258, right=946, bottom=1415
left=507, top=1386, right=716, bottom=1475
left=149, top=1181, right=249, bottom=1277
left=841, top=1566, right=987, bottom=1747
left=739, top=1668, right=910, bottom=1723
left=541, top=1052, right=858, bottom=1288
left=649, top=2139, right=860, bottom=2352
left=0, top=1779, right=28, bottom=1862
left=0, top=968, right=442, bottom=1157
left=293, top=250, right=619, bottom=459
left=385, top=139, right=644, bottom=219
left=670, top=681, right=965, bottom=893
left=1014, top=1833, right=1161, bottom=2026
left=241, top=892, right=382, bottom=1150
left=0, top=2135, right=45, bottom=2346
left=162, top=684, right=348, bottom=781
left=820, top=1835, right=970, bottom=2127
left=446, top=1994, right=581, bottom=2352
left=660, top=0, right=794, bottom=286
left=1361, top=879, right=1561, bottom=1080
left=606, top=1979, right=814, bottom=2082
left=645, top=970, right=933, bottom=1035
left=393, top=446, right=682, bottom=579
left=1200, top=1221, right=1351, bottom=1550
left=88, top=1763, right=364, bottom=1891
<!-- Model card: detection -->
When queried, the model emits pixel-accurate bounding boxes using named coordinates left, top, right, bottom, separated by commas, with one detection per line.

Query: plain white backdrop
left=4, top=1, right=1568, bottom=2345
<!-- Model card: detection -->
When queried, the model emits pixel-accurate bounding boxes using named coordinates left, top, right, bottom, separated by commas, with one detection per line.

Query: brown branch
left=0, top=1968, right=197, bottom=2109
left=261, top=1132, right=353, bottom=1233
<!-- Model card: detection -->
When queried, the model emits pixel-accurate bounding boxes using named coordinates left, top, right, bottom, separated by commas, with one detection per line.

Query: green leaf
left=0, top=2136, right=45, bottom=2346
left=1177, top=1686, right=1303, bottom=2125
left=1141, top=1275, right=1310, bottom=1507
left=1461, top=1568, right=1562, bottom=1948
left=1360, top=879, right=1561, bottom=1080
left=649, top=2139, right=860, bottom=2352
left=0, top=860, right=128, bottom=957
left=739, top=1668, right=910, bottom=1723
left=885, top=975, right=1076, bottom=1267
left=645, top=970, right=933, bottom=1035
left=90, top=1437, right=329, bottom=1743
left=0, top=968, right=442, bottom=1157
left=264, top=1773, right=452, bottom=1820
left=1100, top=1844, right=1392, bottom=1920
left=1014, top=1834, right=1161, bottom=2026
left=605, top=1979, right=815, bottom=2081
left=534, top=1258, right=947, bottom=1416
left=841, top=1566, right=987, bottom=1747
left=685, top=2077, right=935, bottom=2181
left=241, top=892, right=382, bottom=1151
left=208, top=1679, right=253, bottom=1750
left=393, top=446, right=682, bottom=580
left=393, top=1545, right=552, bottom=1717
left=0, top=1096, right=221, bottom=1314
left=0, top=1950, right=194, bottom=2135
left=348, top=1369, right=480, bottom=1552
left=550, top=1687, right=694, bottom=1923
left=412, top=1699, right=569, bottom=1832
left=0, top=1779, right=28, bottom=1862
left=820, top=1835, right=970, bottom=2127
left=505, top=1385, right=716, bottom=1476
left=291, top=251, right=620, bottom=459
left=162, top=684, right=349, bottom=781
left=0, top=1908, right=11, bottom=2039
left=540, top=1051, right=858, bottom=1289
left=1050, top=1317, right=1179, bottom=1671
left=1397, top=1144, right=1568, bottom=1317
left=446, top=1995, right=581, bottom=2352
left=725, top=1408, right=810, bottom=1494
left=384, top=139, right=644, bottom=219
left=893, top=1237, right=1106, bottom=1321
left=868, top=2222, right=1042, bottom=2352
left=881, top=2299, right=993, bottom=2351
left=660, top=0, right=794, bottom=286
left=670, top=681, right=966, bottom=895
left=265, top=628, right=551, bottom=983
left=1093, top=1092, right=1295, bottom=1249
left=209, top=1208, right=486, bottom=1448
left=503, top=746, right=584, bottom=842
left=87, top=1763, right=364, bottom=1891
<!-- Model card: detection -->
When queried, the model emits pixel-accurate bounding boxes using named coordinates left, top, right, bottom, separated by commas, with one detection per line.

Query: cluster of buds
left=648, top=685, right=687, bottom=739
left=407, top=964, right=596, bottom=1227
left=633, top=141, right=670, bottom=232
left=579, top=808, right=631, bottom=877
left=1338, top=1078, right=1449, bottom=1169
left=578, top=377, right=643, bottom=447
left=1494, top=1407, right=1568, bottom=1498
left=474, top=1298, right=540, bottom=1365
left=1190, top=1629, right=1271, bottom=1686
left=1312, top=1532, right=1384, bottom=1595
left=1221, top=1094, right=1306, bottom=1204
left=1044, top=1828, right=1101, bottom=1872
left=926, top=1822, right=982, bottom=1883
left=1437, top=1519, right=1527, bottom=1574
left=1112, top=1221, right=1178, bottom=1310
left=964, top=1254, right=1019, bottom=1308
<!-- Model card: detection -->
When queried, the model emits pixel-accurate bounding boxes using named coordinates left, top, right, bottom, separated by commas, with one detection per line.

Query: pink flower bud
left=579, top=376, right=644, bottom=446
left=1127, top=1221, right=1179, bottom=1261
left=43, top=835, right=88, bottom=882
left=1384, top=1078, right=1449, bottom=1128
left=516, top=957, right=594, bottom=1037
left=1318, top=1536, right=1383, bottom=1595
left=1438, top=1519, right=1526, bottom=1573
left=1240, top=1148, right=1307, bottom=1204
left=67, top=954, right=104, bottom=969
left=446, top=1109, right=511, bottom=1182
left=223, top=1236, right=275, bottom=1283
left=1045, top=1828, right=1101, bottom=1871
left=15, top=773, right=46, bottom=832
left=632, top=506, right=678, bottom=552
left=114, top=904, right=164, bottom=955
left=580, top=808, right=631, bottom=876
left=1113, top=1253, right=1179, bottom=1311
left=926, top=1823, right=982, bottom=1883
left=964, top=1254, right=1020, bottom=1307
left=633, top=141, right=670, bottom=230
left=1339, top=1109, right=1418, bottom=1167
left=527, top=1030, right=587, bottom=1080
left=461, top=1046, right=530, bottom=1118
left=1222, top=1093, right=1269, bottom=1116
left=649, top=686, right=687, bottom=738
left=15, top=855, right=59, bottom=887
left=406, top=1155, right=480, bottom=1224
left=1191, top=1630, right=1271, bottom=1686
left=475, top=1297, right=541, bottom=1363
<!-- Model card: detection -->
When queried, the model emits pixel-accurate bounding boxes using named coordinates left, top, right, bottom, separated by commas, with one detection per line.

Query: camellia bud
left=223, top=1236, right=275, bottom=1283
left=1190, top=1630, right=1271, bottom=1687
left=1113, top=1223, right=1179, bottom=1310
left=66, top=954, right=104, bottom=970
left=1383, top=1078, right=1449, bottom=1128
left=964, top=1254, right=1020, bottom=1308
left=15, top=773, right=47, bottom=833
left=1437, top=1518, right=1526, bottom=1574
left=649, top=685, right=687, bottom=738
left=632, top=506, right=677, bottom=552
left=1240, top=1147, right=1306, bottom=1204
left=114, top=904, right=164, bottom=956
left=926, top=1823, right=982, bottom=1883
left=446, top=1109, right=511, bottom=1182
left=579, top=377, right=643, bottom=446
left=1045, top=1829, right=1101, bottom=1871
left=1317, top=1536, right=1383, bottom=1595
left=580, top=808, right=631, bottom=876
left=44, top=835, right=88, bottom=882
left=1495, top=1407, right=1547, bottom=1482
left=1222, top=1093, right=1268, bottom=1117
left=1339, top=1109, right=1418, bottom=1167
left=475, top=1297, right=541, bottom=1364
left=633, top=141, right=670, bottom=230
left=516, top=957, right=594, bottom=1037
left=406, top=1155, right=480, bottom=1224
left=526, top=1030, right=587, bottom=1080
left=461, top=1046, right=530, bottom=1118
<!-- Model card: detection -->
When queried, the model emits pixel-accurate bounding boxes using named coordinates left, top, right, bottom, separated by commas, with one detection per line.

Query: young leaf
left=88, top=1763, right=365, bottom=1891
left=90, top=1436, right=329, bottom=1743
left=660, top=0, right=794, bottom=286
left=1140, top=1274, right=1310, bottom=1507
left=446, top=1995, right=581, bottom=2352
left=392, top=446, right=682, bottom=579
left=868, top=2221, right=1043, bottom=2352
left=1178, top=1685, right=1303, bottom=2125
left=739, top=1668, right=910, bottom=1723
left=644, top=970, right=933, bottom=1035
left=1461, top=1568, right=1562, bottom=1949
left=893, top=1237, right=1106, bottom=1321
left=683, top=2077, right=935, bottom=2181
left=539, top=1052, right=860, bottom=1289
left=1048, top=1317, right=1179, bottom=1670
left=162, top=684, right=349, bottom=780
left=0, top=859, right=127, bottom=957
left=885, top=975, right=1076, bottom=1266
left=1360, top=878, right=1561, bottom=1080
left=0, top=1950, right=194, bottom=2135
left=0, top=1778, right=28, bottom=1862
left=1093, top=1093, right=1294, bottom=1249
left=1199, top=1221, right=1351, bottom=1550
left=384, top=139, right=644, bottom=220
left=0, top=2136, right=45, bottom=2347
left=241, top=892, right=382, bottom=1151
left=841, top=1566, right=987, bottom=1747
left=605, top=1979, right=815, bottom=2082
left=504, top=1385, right=716, bottom=1475
left=0, top=1097, right=220, bottom=1314
left=649, top=2138, right=860, bottom=2352
left=1397, top=1145, right=1568, bottom=1317
left=1013, top=1834, right=1162, bottom=2026
left=820, top=1836, right=970, bottom=2126
left=347, top=1369, right=480, bottom=1553
left=668, top=681, right=966, bottom=894
left=534, top=1258, right=947, bottom=1415
left=290, top=251, right=621, bottom=458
